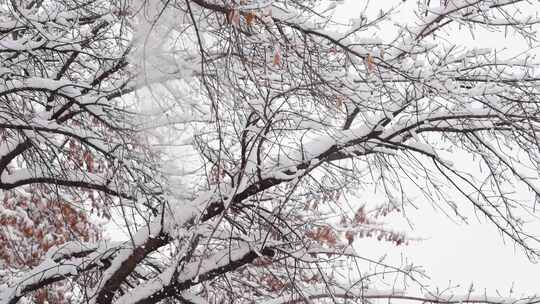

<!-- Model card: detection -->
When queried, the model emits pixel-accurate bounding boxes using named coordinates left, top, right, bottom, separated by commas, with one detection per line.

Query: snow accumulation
left=0, top=241, right=116, bottom=304
left=276, top=125, right=374, bottom=170
left=261, top=286, right=540, bottom=304
left=115, top=245, right=255, bottom=304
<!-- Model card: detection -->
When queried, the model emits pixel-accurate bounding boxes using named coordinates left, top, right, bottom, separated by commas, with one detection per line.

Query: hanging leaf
left=366, top=53, right=375, bottom=72
left=336, top=96, right=344, bottom=109
left=233, top=11, right=241, bottom=27
left=354, top=206, right=368, bottom=224
left=83, top=150, right=94, bottom=172
left=245, top=12, right=256, bottom=25
left=345, top=230, right=355, bottom=245
left=273, top=46, right=282, bottom=66
left=226, top=10, right=234, bottom=23
left=227, top=9, right=240, bottom=27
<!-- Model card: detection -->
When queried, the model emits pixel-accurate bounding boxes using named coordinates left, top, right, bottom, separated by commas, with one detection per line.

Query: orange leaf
left=245, top=12, right=256, bottom=25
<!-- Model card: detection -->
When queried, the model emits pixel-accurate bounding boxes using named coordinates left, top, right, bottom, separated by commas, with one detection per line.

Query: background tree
left=1, top=0, right=540, bottom=304
left=0, top=0, right=163, bottom=302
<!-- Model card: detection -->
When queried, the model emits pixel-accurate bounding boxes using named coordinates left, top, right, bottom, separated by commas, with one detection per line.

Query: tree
left=1, top=0, right=540, bottom=303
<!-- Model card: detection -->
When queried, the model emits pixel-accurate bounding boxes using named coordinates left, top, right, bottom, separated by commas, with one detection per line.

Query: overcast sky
left=358, top=207, right=540, bottom=296
left=333, top=0, right=540, bottom=297
left=106, top=0, right=540, bottom=298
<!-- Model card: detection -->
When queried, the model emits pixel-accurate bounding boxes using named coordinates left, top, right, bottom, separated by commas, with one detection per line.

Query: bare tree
left=1, top=0, right=540, bottom=303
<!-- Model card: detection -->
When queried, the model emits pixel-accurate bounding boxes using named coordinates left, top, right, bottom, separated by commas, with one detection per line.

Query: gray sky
left=332, top=0, right=540, bottom=297
left=106, top=0, right=540, bottom=297
left=365, top=207, right=540, bottom=296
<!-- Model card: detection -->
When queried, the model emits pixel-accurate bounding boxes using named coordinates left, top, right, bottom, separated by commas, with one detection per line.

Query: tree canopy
left=1, top=0, right=540, bottom=303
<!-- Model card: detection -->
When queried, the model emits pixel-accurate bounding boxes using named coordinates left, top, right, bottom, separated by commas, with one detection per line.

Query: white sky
left=356, top=207, right=540, bottom=296
left=108, top=0, right=540, bottom=298
left=332, top=0, right=540, bottom=297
